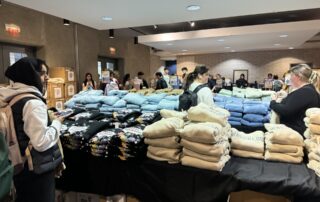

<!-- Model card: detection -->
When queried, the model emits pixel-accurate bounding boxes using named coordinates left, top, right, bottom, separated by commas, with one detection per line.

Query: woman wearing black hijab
left=1, top=57, right=64, bottom=202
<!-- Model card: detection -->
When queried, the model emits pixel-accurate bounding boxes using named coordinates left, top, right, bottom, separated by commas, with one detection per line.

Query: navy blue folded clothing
left=230, top=112, right=242, bottom=118
left=240, top=119, right=264, bottom=127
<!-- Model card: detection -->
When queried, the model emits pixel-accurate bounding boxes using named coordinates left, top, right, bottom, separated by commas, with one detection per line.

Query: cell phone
left=55, top=109, right=74, bottom=118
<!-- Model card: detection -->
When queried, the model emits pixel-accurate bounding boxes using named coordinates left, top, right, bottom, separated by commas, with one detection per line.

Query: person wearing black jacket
left=270, top=64, right=320, bottom=135
left=155, top=72, right=168, bottom=90
left=236, top=74, right=248, bottom=88
left=138, top=71, right=149, bottom=89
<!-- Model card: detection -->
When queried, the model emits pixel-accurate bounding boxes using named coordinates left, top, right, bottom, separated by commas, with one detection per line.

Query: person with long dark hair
left=122, top=73, right=132, bottom=90
left=82, top=72, right=96, bottom=90
left=185, top=66, right=214, bottom=107
left=2, top=57, right=64, bottom=202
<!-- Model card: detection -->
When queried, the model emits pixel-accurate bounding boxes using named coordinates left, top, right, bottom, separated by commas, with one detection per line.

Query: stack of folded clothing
left=213, top=95, right=227, bottom=108
left=241, top=100, right=270, bottom=127
left=264, top=123, right=304, bottom=164
left=179, top=103, right=231, bottom=171
left=304, top=108, right=320, bottom=176
left=143, top=117, right=184, bottom=163
left=89, top=129, right=116, bottom=157
left=230, top=128, right=265, bottom=159
left=225, top=98, right=244, bottom=126
left=107, top=126, right=146, bottom=160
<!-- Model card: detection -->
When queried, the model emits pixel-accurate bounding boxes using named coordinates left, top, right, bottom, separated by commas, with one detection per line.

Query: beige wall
left=150, top=54, right=165, bottom=79
left=0, top=3, right=151, bottom=87
left=177, top=49, right=320, bottom=83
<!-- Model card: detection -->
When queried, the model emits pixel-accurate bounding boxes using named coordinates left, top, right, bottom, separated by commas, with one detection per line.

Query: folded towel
left=265, top=151, right=303, bottom=164
left=181, top=155, right=230, bottom=171
left=148, top=146, right=181, bottom=162
left=180, top=139, right=229, bottom=156
left=231, top=149, right=264, bottom=159
left=231, top=131, right=264, bottom=153
left=143, top=117, right=184, bottom=138
left=180, top=122, right=223, bottom=144
left=144, top=136, right=181, bottom=149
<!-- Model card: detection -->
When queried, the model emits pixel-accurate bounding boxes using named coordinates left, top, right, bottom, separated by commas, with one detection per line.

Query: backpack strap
left=8, top=93, right=40, bottom=107
left=193, top=84, right=208, bottom=94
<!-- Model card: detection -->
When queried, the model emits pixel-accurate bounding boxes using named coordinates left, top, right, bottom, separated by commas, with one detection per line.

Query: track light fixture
left=63, top=19, right=70, bottom=26
left=109, top=29, right=114, bottom=38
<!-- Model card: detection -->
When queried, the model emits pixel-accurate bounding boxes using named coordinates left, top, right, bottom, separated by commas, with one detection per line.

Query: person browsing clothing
left=155, top=72, right=168, bottom=90
left=185, top=66, right=214, bottom=107
left=236, top=73, right=248, bottom=88
left=270, top=64, right=320, bottom=135
left=1, top=57, right=64, bottom=202
left=137, top=71, right=149, bottom=89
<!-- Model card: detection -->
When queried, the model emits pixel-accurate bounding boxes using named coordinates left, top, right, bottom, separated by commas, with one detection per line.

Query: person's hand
left=52, top=112, right=65, bottom=123
left=271, top=93, right=277, bottom=101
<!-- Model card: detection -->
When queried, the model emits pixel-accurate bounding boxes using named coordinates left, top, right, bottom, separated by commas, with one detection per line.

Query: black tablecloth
left=56, top=149, right=320, bottom=202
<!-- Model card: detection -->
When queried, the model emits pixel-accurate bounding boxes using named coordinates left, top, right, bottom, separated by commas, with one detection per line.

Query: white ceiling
left=5, top=0, right=320, bottom=30
left=138, top=20, right=320, bottom=56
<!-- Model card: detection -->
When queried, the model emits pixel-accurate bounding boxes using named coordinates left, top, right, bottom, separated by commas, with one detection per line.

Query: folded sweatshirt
left=265, top=141, right=303, bottom=154
left=180, top=139, right=229, bottom=157
left=181, top=155, right=230, bottom=171
left=183, top=148, right=223, bottom=162
left=264, top=151, right=303, bottom=164
left=147, top=151, right=179, bottom=164
left=144, top=136, right=181, bottom=149
left=307, top=160, right=320, bottom=177
left=231, top=131, right=264, bottom=153
left=309, top=124, right=320, bottom=135
left=179, top=122, right=223, bottom=144
left=148, top=146, right=181, bottom=162
left=231, top=149, right=264, bottom=160
left=265, top=129, right=304, bottom=146
left=143, top=117, right=184, bottom=138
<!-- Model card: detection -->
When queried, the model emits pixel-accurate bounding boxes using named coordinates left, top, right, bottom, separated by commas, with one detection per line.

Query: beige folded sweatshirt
left=231, top=149, right=264, bottom=160
left=144, top=136, right=181, bottom=149
left=306, top=108, right=320, bottom=118
left=148, top=146, right=181, bottom=162
left=307, top=160, right=320, bottom=177
left=265, top=129, right=304, bottom=146
left=187, top=103, right=229, bottom=126
left=181, top=155, right=230, bottom=171
left=147, top=151, right=179, bottom=164
left=266, top=141, right=303, bottom=155
left=180, top=138, right=229, bottom=156
left=309, top=114, right=320, bottom=125
left=265, top=151, right=303, bottom=164
left=179, top=122, right=223, bottom=144
left=183, top=148, right=223, bottom=162
left=143, top=117, right=184, bottom=139
left=309, top=124, right=320, bottom=135
left=231, top=131, right=264, bottom=153
left=160, top=109, right=188, bottom=120
left=308, top=152, right=320, bottom=162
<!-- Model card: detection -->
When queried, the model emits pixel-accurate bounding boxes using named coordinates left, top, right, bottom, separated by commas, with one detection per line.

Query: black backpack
left=178, top=84, right=207, bottom=111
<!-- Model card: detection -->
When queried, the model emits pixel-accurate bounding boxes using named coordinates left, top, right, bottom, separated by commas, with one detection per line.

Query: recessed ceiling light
left=280, top=34, right=288, bottom=38
left=189, top=21, right=195, bottom=27
left=182, top=49, right=188, bottom=52
left=102, top=16, right=112, bottom=21
left=231, top=50, right=235, bottom=52
left=217, top=39, right=225, bottom=42
left=186, top=5, right=200, bottom=11
left=167, top=43, right=173, bottom=46
left=274, top=43, right=281, bottom=46
left=225, top=47, right=231, bottom=49
left=289, top=47, right=294, bottom=49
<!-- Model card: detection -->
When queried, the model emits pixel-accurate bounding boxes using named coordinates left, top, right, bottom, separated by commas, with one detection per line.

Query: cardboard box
left=65, top=82, right=77, bottom=98
left=50, top=67, right=75, bottom=82
left=47, top=83, right=65, bottom=99
left=229, top=190, right=290, bottom=202
left=77, top=192, right=100, bottom=202
left=48, top=98, right=65, bottom=111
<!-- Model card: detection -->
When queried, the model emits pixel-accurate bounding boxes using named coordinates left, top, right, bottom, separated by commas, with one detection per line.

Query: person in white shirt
left=163, top=67, right=171, bottom=88
left=185, top=66, right=214, bottom=107
left=1, top=57, right=64, bottom=202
